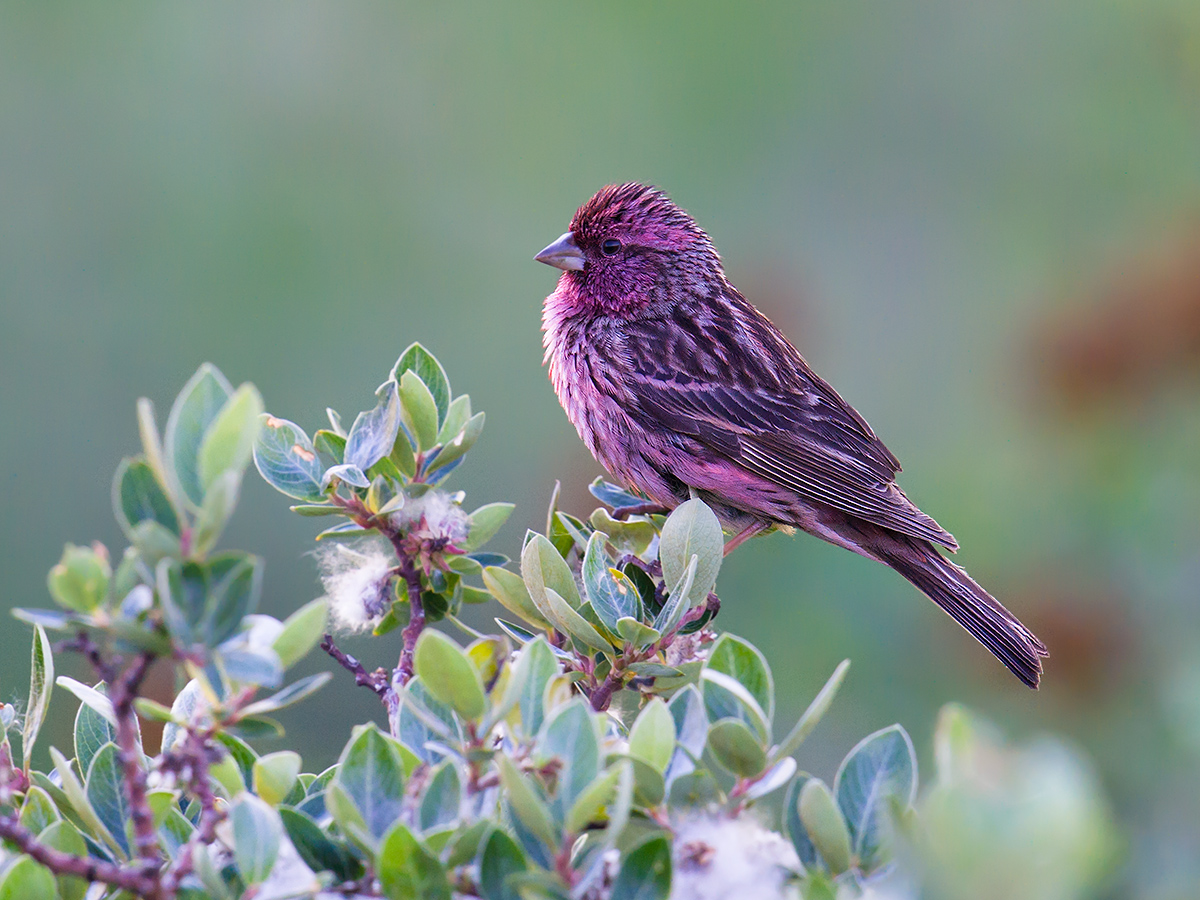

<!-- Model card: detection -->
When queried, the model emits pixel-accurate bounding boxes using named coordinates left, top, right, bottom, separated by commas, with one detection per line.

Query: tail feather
left=874, top=536, right=1048, bottom=688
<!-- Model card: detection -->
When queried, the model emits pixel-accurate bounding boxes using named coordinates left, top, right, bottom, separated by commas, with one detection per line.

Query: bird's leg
left=612, top=502, right=671, bottom=520
left=723, top=522, right=768, bottom=556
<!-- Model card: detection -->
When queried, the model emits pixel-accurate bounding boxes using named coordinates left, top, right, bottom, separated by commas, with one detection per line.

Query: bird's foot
left=723, top=522, right=768, bottom=556
left=612, top=502, right=671, bottom=520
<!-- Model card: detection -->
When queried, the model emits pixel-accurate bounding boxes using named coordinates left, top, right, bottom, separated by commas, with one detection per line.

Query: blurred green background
left=3, top=2, right=1199, bottom=896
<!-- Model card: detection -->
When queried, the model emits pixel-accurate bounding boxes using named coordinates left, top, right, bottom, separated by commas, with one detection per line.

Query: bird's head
left=536, top=183, right=721, bottom=313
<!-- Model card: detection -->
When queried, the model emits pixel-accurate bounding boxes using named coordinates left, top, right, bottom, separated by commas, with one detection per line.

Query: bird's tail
left=872, top=535, right=1048, bottom=688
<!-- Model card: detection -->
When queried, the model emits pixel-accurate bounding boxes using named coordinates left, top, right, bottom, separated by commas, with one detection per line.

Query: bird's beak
left=535, top=232, right=586, bottom=271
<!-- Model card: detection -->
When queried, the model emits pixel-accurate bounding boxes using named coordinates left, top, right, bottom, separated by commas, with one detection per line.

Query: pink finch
left=536, top=182, right=1048, bottom=688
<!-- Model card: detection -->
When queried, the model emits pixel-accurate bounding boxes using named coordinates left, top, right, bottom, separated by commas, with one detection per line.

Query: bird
left=535, top=182, right=1048, bottom=688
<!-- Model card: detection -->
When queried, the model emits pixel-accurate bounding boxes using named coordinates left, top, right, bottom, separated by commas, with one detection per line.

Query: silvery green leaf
left=700, top=669, right=770, bottom=743
left=378, top=821, right=452, bottom=900
left=230, top=794, right=282, bottom=884
left=426, top=411, right=484, bottom=474
left=479, top=829, right=526, bottom=900
left=463, top=502, right=514, bottom=551
left=582, top=532, right=639, bottom=633
left=611, top=836, right=671, bottom=900
left=745, top=756, right=797, bottom=800
left=330, top=724, right=408, bottom=849
left=799, top=778, right=851, bottom=875
left=23, top=626, right=54, bottom=772
left=391, top=343, right=452, bottom=426
left=165, top=363, right=233, bottom=507
left=253, top=415, right=325, bottom=502
left=322, top=463, right=370, bottom=490
left=56, top=676, right=116, bottom=727
left=833, top=724, right=917, bottom=872
left=85, top=742, right=131, bottom=857
left=652, top=554, right=696, bottom=636
left=538, top=700, right=600, bottom=821
left=272, top=598, right=328, bottom=670
left=398, top=370, right=440, bottom=452
left=74, top=686, right=121, bottom=777
left=628, top=698, right=675, bottom=773
left=197, top=382, right=264, bottom=493
left=218, top=645, right=283, bottom=688
left=658, top=498, right=723, bottom=607
left=418, top=761, right=462, bottom=832
left=241, top=672, right=331, bottom=717
left=783, top=773, right=819, bottom=869
left=113, top=457, right=181, bottom=540
left=413, top=630, right=486, bottom=721
left=587, top=478, right=646, bottom=510
left=705, top=633, right=774, bottom=724
left=345, top=380, right=402, bottom=473
left=707, top=718, right=767, bottom=778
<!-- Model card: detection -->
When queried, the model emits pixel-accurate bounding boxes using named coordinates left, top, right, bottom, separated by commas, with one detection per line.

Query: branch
left=394, top=556, right=425, bottom=685
left=0, top=814, right=159, bottom=895
left=109, top=652, right=162, bottom=871
left=321, top=634, right=389, bottom=697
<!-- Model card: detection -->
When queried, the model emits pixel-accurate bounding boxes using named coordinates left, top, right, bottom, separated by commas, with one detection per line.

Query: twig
left=321, top=635, right=389, bottom=697
left=0, top=814, right=160, bottom=895
left=109, top=652, right=162, bottom=874
left=394, top=556, right=425, bottom=685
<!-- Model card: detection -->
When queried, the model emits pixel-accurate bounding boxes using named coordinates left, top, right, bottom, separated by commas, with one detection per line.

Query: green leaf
left=700, top=669, right=770, bottom=743
left=516, top=637, right=559, bottom=737
left=253, top=751, right=301, bottom=806
left=165, top=363, right=233, bottom=507
left=616, top=617, right=660, bottom=648
left=22, top=626, right=53, bottom=773
left=628, top=698, right=676, bottom=773
left=707, top=718, right=768, bottom=777
left=783, top=773, right=819, bottom=869
left=280, top=807, right=361, bottom=884
left=85, top=742, right=131, bottom=857
left=543, top=587, right=613, bottom=654
left=37, top=820, right=88, bottom=900
left=314, top=428, right=347, bottom=464
left=582, top=533, right=640, bottom=633
left=18, top=786, right=59, bottom=835
left=651, top=554, right=696, bottom=636
left=520, top=533, right=582, bottom=612
left=191, top=469, right=240, bottom=558
left=50, top=746, right=119, bottom=854
left=0, top=855, right=56, bottom=900
left=242, top=673, right=332, bottom=720
left=203, top=553, right=262, bottom=646
left=496, top=755, right=558, bottom=849
left=565, top=765, right=623, bottom=835
left=378, top=821, right=452, bottom=900
left=74, top=687, right=122, bottom=778
left=129, top=520, right=182, bottom=564
left=611, top=835, right=672, bottom=900
left=799, top=778, right=851, bottom=875
left=770, top=661, right=849, bottom=767
left=396, top=678, right=462, bottom=765
left=392, top=343, right=452, bottom=426
left=253, top=415, right=326, bottom=502
left=345, top=381, right=402, bottom=473
left=418, top=761, right=462, bottom=832
left=463, top=503, right=515, bottom=551
left=413, top=630, right=486, bottom=720
left=833, top=724, right=917, bottom=872
left=230, top=794, right=282, bottom=884
left=398, top=370, right=440, bottom=452
left=272, top=598, right=329, bottom=669
left=539, top=700, right=600, bottom=821
left=113, top=458, right=181, bottom=539
left=588, top=508, right=657, bottom=556
left=428, top=411, right=484, bottom=474
left=330, top=724, right=409, bottom=848
left=658, top=498, right=723, bottom=606
left=482, top=567, right=550, bottom=631
left=705, top=634, right=774, bottom=724
left=56, top=676, right=116, bottom=727
left=137, top=396, right=178, bottom=510
left=197, top=383, right=264, bottom=493
left=46, top=544, right=111, bottom=614
left=437, top=394, right=472, bottom=445
left=479, top=829, right=527, bottom=900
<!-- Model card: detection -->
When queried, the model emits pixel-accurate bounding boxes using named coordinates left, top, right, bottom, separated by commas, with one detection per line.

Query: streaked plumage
left=537, top=183, right=1048, bottom=687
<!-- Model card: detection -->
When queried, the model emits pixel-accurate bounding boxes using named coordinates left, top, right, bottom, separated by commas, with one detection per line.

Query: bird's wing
left=625, top=372, right=958, bottom=550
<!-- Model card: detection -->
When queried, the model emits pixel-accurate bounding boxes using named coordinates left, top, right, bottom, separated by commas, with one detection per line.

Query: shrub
left=0, top=348, right=1117, bottom=899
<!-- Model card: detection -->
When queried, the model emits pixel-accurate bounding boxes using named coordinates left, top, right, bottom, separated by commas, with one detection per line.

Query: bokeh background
left=3, top=3, right=1199, bottom=896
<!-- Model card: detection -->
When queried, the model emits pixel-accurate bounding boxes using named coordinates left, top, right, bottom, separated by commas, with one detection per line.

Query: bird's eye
left=601, top=238, right=622, bottom=256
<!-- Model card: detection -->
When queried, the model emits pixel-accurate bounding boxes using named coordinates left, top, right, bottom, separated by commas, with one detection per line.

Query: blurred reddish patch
left=1012, top=572, right=1138, bottom=696
left=1032, top=221, right=1200, bottom=410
